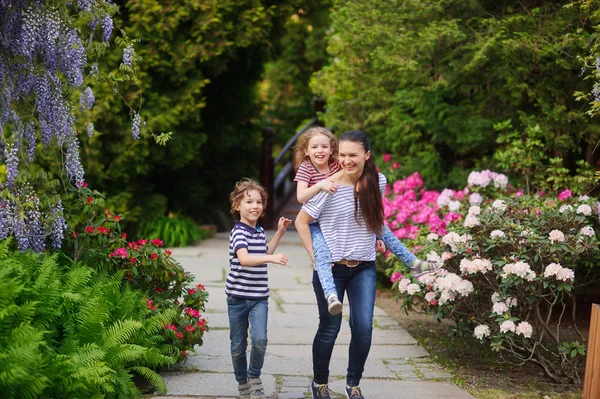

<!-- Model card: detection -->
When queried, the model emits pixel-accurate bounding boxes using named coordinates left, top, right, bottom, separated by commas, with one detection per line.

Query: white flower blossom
left=469, top=193, right=483, bottom=205
left=548, top=230, right=565, bottom=244
left=463, top=214, right=480, bottom=228
left=427, top=233, right=439, bottom=241
left=491, top=292, right=501, bottom=303
left=543, top=263, right=562, bottom=278
left=406, top=283, right=421, bottom=295
left=424, top=292, right=437, bottom=303
left=436, top=189, right=454, bottom=207
left=468, top=205, right=481, bottom=215
left=493, top=302, right=508, bottom=315
left=516, top=321, right=533, bottom=338
left=490, top=230, right=505, bottom=239
left=559, top=205, right=573, bottom=213
left=579, top=195, right=590, bottom=201
left=520, top=229, right=533, bottom=237
left=506, top=297, right=517, bottom=307
left=398, top=278, right=411, bottom=293
left=474, top=324, right=491, bottom=339
left=448, top=200, right=461, bottom=212
left=493, top=174, right=509, bottom=189
left=580, top=226, right=595, bottom=237
left=500, top=320, right=516, bottom=333
left=556, top=268, right=575, bottom=282
left=577, top=204, right=592, bottom=216
left=492, top=199, right=507, bottom=213
left=426, top=251, right=442, bottom=263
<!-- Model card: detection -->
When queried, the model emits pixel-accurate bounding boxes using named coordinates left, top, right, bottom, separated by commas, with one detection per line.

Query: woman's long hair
left=292, top=126, right=337, bottom=171
left=339, top=130, right=384, bottom=233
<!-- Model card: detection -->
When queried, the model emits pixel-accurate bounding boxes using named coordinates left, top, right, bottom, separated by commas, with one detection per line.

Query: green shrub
left=0, top=239, right=177, bottom=398
left=137, top=214, right=211, bottom=247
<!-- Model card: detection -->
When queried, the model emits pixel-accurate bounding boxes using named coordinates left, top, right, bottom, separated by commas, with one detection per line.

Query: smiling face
left=338, top=140, right=371, bottom=178
left=305, top=133, right=333, bottom=170
left=235, top=189, right=264, bottom=227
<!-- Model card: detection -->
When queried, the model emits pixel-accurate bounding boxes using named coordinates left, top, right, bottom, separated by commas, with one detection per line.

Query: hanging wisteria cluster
left=0, top=0, right=115, bottom=251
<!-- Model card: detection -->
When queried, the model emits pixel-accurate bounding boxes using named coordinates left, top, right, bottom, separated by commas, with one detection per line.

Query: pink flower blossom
left=390, top=272, right=403, bottom=283
left=557, top=189, right=572, bottom=201
left=383, top=153, right=392, bottom=162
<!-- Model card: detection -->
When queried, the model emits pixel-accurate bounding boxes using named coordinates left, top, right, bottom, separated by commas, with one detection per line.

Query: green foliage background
left=313, top=0, right=600, bottom=188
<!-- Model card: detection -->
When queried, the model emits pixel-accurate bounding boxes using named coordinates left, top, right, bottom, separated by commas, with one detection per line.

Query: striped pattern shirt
left=294, top=160, right=342, bottom=187
left=226, top=221, right=269, bottom=299
left=302, top=173, right=387, bottom=263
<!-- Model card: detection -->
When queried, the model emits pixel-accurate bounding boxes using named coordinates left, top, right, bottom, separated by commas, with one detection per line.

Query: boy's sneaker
left=248, top=378, right=264, bottom=398
left=327, top=294, right=342, bottom=315
left=311, top=380, right=331, bottom=399
left=345, top=385, right=365, bottom=399
left=410, top=259, right=441, bottom=278
left=238, top=381, right=251, bottom=399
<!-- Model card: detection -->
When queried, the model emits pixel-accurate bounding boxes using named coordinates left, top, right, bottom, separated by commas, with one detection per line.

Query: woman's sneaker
left=311, top=380, right=331, bottom=399
left=327, top=294, right=342, bottom=315
left=409, top=259, right=441, bottom=278
left=345, top=385, right=365, bottom=399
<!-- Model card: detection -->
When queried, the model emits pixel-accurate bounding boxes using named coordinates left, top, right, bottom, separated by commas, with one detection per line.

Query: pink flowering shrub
left=64, top=185, right=208, bottom=361
left=391, top=194, right=599, bottom=383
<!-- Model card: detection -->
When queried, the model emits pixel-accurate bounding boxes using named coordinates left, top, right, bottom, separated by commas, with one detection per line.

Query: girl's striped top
left=302, top=173, right=387, bottom=263
left=226, top=221, right=269, bottom=299
left=294, top=160, right=342, bottom=187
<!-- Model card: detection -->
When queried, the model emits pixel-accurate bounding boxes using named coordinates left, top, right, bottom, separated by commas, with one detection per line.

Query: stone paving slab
left=161, top=372, right=276, bottom=397
left=328, top=378, right=476, bottom=399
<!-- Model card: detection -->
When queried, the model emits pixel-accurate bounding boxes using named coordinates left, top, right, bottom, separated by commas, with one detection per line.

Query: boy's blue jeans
left=227, top=295, right=268, bottom=383
left=312, top=261, right=376, bottom=387
left=310, top=222, right=416, bottom=298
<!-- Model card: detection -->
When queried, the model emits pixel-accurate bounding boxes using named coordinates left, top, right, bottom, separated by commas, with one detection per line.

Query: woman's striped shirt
left=226, top=221, right=269, bottom=299
left=302, top=173, right=387, bottom=263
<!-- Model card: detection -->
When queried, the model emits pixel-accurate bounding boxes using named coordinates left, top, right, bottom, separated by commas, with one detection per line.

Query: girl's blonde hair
left=292, top=126, right=337, bottom=171
left=229, top=178, right=268, bottom=221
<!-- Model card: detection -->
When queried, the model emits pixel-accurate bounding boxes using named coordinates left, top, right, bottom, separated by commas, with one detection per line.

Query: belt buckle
left=345, top=259, right=360, bottom=267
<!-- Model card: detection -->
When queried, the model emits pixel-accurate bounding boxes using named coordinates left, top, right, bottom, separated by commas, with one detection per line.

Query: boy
left=227, top=178, right=292, bottom=398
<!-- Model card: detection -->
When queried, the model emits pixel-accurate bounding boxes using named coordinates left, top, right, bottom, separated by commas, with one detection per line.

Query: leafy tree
left=313, top=0, right=600, bottom=188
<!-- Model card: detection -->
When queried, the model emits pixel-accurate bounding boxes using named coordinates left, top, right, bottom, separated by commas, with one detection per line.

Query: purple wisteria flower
left=65, top=135, right=85, bottom=185
left=24, top=122, right=36, bottom=162
left=594, top=84, right=600, bottom=103
left=27, top=209, right=46, bottom=253
left=4, top=145, right=19, bottom=187
left=49, top=201, right=67, bottom=249
left=0, top=200, right=10, bottom=240
left=86, top=122, right=94, bottom=137
left=102, top=14, right=113, bottom=42
left=80, top=86, right=95, bottom=110
left=123, top=45, right=134, bottom=67
left=131, top=112, right=141, bottom=139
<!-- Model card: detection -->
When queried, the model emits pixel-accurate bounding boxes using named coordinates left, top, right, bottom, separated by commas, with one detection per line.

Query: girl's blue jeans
left=310, top=222, right=416, bottom=298
left=312, top=261, right=376, bottom=387
left=227, top=295, right=268, bottom=383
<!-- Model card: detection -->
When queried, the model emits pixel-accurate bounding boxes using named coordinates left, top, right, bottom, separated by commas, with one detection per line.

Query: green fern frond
left=104, top=319, right=143, bottom=348
left=129, top=366, right=167, bottom=393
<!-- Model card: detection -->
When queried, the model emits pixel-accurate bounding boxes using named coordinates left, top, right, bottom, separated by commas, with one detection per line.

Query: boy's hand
left=270, top=253, right=288, bottom=266
left=319, top=179, right=339, bottom=194
left=277, top=217, right=292, bottom=233
left=375, top=239, right=386, bottom=254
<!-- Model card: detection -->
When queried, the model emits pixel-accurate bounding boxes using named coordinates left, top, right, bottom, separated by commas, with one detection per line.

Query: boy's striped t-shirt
left=302, top=173, right=387, bottom=263
left=294, top=160, right=341, bottom=187
left=226, top=221, right=269, bottom=299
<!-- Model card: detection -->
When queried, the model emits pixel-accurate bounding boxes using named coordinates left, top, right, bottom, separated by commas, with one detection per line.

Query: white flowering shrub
left=393, top=195, right=599, bottom=383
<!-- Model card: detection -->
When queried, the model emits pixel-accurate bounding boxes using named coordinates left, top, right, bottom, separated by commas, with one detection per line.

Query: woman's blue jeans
left=227, top=295, right=268, bottom=383
left=311, top=222, right=416, bottom=299
left=312, top=261, right=376, bottom=387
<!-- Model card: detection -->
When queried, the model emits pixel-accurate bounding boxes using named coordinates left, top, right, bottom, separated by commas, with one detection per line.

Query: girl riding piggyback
left=293, top=126, right=442, bottom=316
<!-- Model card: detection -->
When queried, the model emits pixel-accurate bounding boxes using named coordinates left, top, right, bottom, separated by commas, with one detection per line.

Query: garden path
left=148, top=230, right=475, bottom=399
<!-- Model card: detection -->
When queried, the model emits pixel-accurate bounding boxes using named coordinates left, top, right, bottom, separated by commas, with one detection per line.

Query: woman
left=295, top=129, right=385, bottom=399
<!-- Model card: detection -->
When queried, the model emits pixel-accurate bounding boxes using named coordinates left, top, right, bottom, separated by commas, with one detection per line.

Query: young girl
left=293, top=127, right=440, bottom=316
left=227, top=178, right=292, bottom=399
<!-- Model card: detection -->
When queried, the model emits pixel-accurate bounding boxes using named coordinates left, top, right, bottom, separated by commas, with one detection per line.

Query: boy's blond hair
left=292, top=126, right=337, bottom=171
left=229, top=178, right=268, bottom=221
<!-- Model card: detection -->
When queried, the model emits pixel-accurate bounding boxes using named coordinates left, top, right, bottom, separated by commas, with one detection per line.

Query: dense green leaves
left=314, top=0, right=600, bottom=188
